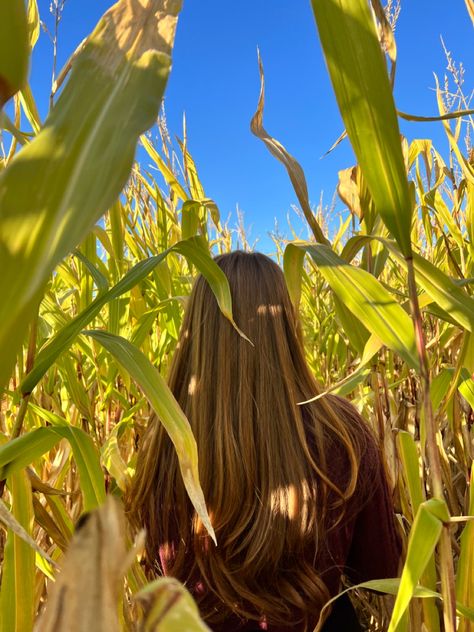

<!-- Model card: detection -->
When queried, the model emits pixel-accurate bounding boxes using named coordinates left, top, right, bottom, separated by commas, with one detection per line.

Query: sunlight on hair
left=175, top=327, right=189, bottom=351
left=188, top=374, right=198, bottom=396
left=270, top=482, right=312, bottom=529
left=256, top=303, right=283, bottom=316
left=270, top=484, right=298, bottom=521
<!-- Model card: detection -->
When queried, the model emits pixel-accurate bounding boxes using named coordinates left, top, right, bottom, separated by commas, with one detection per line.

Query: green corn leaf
left=84, top=329, right=216, bottom=544
left=315, top=578, right=473, bottom=632
left=458, top=368, right=474, bottom=409
left=435, top=76, right=474, bottom=186
left=457, top=464, right=474, bottom=631
left=0, top=427, right=60, bottom=479
left=28, top=402, right=69, bottom=427
left=397, top=432, right=440, bottom=630
left=333, top=295, right=370, bottom=356
left=397, top=431, right=424, bottom=515
left=73, top=249, right=109, bottom=296
left=173, top=237, right=250, bottom=342
left=52, top=426, right=106, bottom=512
left=311, top=0, right=413, bottom=256
left=0, top=470, right=35, bottom=632
left=0, top=0, right=182, bottom=389
left=430, top=369, right=455, bottom=412
left=181, top=200, right=202, bottom=240
left=344, top=235, right=474, bottom=333
left=388, top=499, right=448, bottom=632
left=283, top=241, right=370, bottom=355
left=0, top=0, right=29, bottom=108
left=403, top=251, right=474, bottom=331
left=284, top=242, right=418, bottom=369
left=0, top=422, right=104, bottom=512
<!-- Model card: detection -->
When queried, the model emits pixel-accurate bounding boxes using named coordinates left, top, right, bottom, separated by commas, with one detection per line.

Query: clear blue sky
left=29, top=1, right=473, bottom=253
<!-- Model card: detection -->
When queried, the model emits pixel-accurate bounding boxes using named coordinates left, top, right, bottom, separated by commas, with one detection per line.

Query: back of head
left=129, top=251, right=363, bottom=628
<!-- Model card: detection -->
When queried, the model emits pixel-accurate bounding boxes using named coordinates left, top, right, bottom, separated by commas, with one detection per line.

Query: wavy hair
left=127, top=251, right=368, bottom=629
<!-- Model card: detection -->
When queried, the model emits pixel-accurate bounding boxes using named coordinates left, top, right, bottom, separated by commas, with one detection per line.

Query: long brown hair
left=128, top=251, right=367, bottom=628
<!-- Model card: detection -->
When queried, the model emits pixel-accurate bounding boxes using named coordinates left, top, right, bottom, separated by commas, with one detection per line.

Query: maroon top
left=159, top=401, right=401, bottom=631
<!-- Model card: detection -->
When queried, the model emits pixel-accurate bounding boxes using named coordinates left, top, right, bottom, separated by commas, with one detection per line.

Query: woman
left=128, top=251, right=401, bottom=631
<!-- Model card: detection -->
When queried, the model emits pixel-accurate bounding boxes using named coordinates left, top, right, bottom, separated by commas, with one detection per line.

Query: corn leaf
left=52, top=426, right=106, bottom=512
left=84, top=330, right=216, bottom=544
left=141, top=134, right=189, bottom=203
left=465, top=0, right=474, bottom=25
left=344, top=235, right=474, bottom=332
left=35, top=497, right=128, bottom=632
left=0, top=498, right=57, bottom=568
left=397, top=431, right=440, bottom=630
left=0, top=470, right=35, bottom=632
left=173, top=237, right=249, bottom=341
left=0, top=0, right=29, bottom=108
left=136, top=577, right=211, bottom=631
left=250, top=52, right=328, bottom=246
left=397, top=431, right=424, bottom=515
left=388, top=499, right=448, bottom=632
left=0, top=423, right=104, bottom=511
left=0, top=0, right=182, bottom=388
left=457, top=463, right=474, bottom=631
left=284, top=242, right=418, bottom=369
left=310, top=0, right=413, bottom=256
left=27, top=0, right=40, bottom=50
left=0, top=427, right=60, bottom=479
left=101, top=428, right=130, bottom=492
left=315, top=578, right=473, bottom=632
left=19, top=84, right=42, bottom=134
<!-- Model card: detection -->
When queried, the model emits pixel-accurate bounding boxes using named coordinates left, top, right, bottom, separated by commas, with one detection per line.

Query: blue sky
left=29, top=1, right=473, bottom=253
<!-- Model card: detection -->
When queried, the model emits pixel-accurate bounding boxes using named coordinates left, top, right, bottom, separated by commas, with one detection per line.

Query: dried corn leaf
left=35, top=497, right=128, bottom=632
left=250, top=52, right=328, bottom=246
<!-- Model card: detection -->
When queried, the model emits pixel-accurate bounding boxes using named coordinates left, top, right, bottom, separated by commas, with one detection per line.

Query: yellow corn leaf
left=27, top=0, right=40, bottom=49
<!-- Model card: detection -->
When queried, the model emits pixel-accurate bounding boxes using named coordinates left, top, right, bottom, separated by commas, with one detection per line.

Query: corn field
left=0, top=0, right=473, bottom=630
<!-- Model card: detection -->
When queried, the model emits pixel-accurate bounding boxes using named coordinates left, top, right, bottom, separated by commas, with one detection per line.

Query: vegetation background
left=0, top=1, right=473, bottom=631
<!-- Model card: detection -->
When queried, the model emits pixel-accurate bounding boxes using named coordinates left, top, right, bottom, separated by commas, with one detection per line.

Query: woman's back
left=128, top=251, right=400, bottom=631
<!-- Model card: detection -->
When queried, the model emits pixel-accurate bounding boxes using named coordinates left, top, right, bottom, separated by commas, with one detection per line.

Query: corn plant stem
left=406, top=256, right=457, bottom=632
